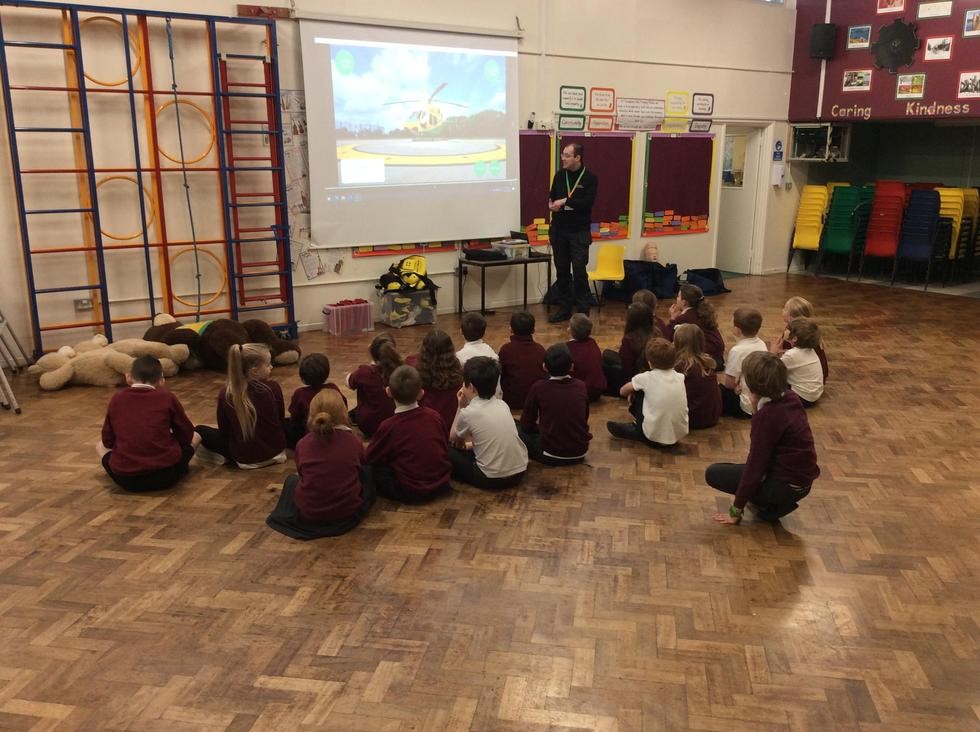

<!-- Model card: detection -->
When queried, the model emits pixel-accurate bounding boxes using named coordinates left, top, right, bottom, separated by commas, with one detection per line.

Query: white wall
left=0, top=0, right=798, bottom=353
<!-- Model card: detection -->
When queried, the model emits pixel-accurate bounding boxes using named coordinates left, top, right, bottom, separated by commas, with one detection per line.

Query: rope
left=165, top=18, right=203, bottom=320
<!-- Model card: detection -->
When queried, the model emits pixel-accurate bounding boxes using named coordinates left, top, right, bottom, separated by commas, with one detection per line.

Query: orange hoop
left=79, top=16, right=143, bottom=87
left=95, top=175, right=158, bottom=241
left=155, top=99, right=216, bottom=165
left=170, top=247, right=228, bottom=308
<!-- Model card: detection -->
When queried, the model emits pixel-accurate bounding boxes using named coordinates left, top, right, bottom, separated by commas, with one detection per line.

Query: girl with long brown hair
left=415, top=329, right=463, bottom=437
left=346, top=334, right=402, bottom=437
left=673, top=323, right=721, bottom=429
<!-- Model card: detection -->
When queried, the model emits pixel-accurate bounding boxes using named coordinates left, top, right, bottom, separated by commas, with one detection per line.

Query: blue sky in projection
left=330, top=44, right=506, bottom=133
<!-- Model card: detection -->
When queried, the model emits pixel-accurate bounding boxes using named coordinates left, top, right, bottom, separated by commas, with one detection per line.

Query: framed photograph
left=924, top=35, right=953, bottom=60
left=847, top=25, right=872, bottom=49
left=689, top=119, right=712, bottom=132
left=965, top=9, right=980, bottom=36
left=843, top=69, right=873, bottom=92
left=918, top=1, right=953, bottom=19
left=877, top=0, right=905, bottom=13
left=896, top=72, right=926, bottom=99
left=957, top=70, right=980, bottom=98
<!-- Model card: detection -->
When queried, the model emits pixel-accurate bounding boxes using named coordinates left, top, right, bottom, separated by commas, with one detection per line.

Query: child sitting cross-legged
left=673, top=323, right=721, bottom=430
left=498, top=310, right=546, bottom=410
left=98, top=355, right=200, bottom=492
left=284, top=353, right=347, bottom=449
left=364, top=364, right=452, bottom=503
left=518, top=343, right=592, bottom=466
left=770, top=317, right=824, bottom=406
left=720, top=307, right=768, bottom=419
left=566, top=313, right=606, bottom=402
left=707, top=351, right=819, bottom=524
left=449, top=356, right=528, bottom=489
left=607, top=338, right=688, bottom=448
left=414, top=329, right=463, bottom=439
left=266, top=389, right=375, bottom=540
left=347, top=334, right=401, bottom=438
left=195, top=343, right=287, bottom=469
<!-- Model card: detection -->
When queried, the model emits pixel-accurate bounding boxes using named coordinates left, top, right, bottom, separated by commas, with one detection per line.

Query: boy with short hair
left=450, top=356, right=528, bottom=489
left=498, top=310, right=546, bottom=410
left=98, top=355, right=201, bottom=492
left=721, top=307, right=767, bottom=419
left=566, top=313, right=606, bottom=401
left=455, top=312, right=498, bottom=366
left=365, top=365, right=451, bottom=502
left=707, top=351, right=819, bottom=524
left=519, top=344, right=591, bottom=465
left=607, top=338, right=688, bottom=447
left=284, top=352, right=348, bottom=448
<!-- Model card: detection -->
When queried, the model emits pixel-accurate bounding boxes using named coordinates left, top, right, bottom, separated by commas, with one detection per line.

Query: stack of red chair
left=859, top=181, right=908, bottom=278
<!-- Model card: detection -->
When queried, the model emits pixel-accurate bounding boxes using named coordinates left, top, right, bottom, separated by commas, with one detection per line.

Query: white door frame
left=715, top=121, right=770, bottom=274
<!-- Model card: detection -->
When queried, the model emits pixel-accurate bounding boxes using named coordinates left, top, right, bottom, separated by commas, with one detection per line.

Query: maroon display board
left=557, top=133, right=633, bottom=226
left=789, top=0, right=980, bottom=122
left=518, top=131, right=553, bottom=228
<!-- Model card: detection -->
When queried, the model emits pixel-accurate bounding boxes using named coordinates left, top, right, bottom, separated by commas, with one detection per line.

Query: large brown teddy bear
left=143, top=314, right=300, bottom=371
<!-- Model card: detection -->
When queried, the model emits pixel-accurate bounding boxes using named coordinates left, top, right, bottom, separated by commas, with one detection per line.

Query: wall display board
left=557, top=133, right=633, bottom=241
left=790, top=0, right=980, bottom=121
left=643, top=134, right=713, bottom=236
left=518, top=130, right=553, bottom=242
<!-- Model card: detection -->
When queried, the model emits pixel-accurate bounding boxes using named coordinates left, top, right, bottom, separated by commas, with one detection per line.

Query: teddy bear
left=142, top=314, right=300, bottom=371
left=28, top=336, right=190, bottom=391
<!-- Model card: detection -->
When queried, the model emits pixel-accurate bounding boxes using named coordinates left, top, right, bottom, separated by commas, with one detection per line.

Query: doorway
left=716, top=126, right=764, bottom=274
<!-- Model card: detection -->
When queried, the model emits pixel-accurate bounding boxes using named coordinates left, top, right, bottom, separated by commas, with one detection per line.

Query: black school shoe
left=548, top=310, right=572, bottom=324
left=606, top=421, right=644, bottom=441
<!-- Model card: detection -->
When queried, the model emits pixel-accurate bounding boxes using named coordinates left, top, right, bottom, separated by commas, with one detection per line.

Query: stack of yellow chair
left=791, top=184, right=831, bottom=253
left=936, top=188, right=965, bottom=260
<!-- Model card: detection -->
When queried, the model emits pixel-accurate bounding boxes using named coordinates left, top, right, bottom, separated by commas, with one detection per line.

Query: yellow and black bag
left=377, top=255, right=439, bottom=303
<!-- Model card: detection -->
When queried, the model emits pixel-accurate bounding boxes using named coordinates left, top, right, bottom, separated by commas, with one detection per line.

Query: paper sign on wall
left=589, top=87, right=616, bottom=112
left=692, top=93, right=714, bottom=116
left=558, top=114, right=586, bottom=131
left=559, top=85, right=586, bottom=111
left=616, top=97, right=665, bottom=130
left=587, top=115, right=615, bottom=131
left=665, top=91, right=690, bottom=116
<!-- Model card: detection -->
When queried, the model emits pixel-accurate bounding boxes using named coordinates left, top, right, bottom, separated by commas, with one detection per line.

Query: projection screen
left=298, top=19, right=521, bottom=248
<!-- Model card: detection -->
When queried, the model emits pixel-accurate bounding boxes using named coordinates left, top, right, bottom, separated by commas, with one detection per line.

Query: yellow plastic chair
left=587, top=244, right=625, bottom=306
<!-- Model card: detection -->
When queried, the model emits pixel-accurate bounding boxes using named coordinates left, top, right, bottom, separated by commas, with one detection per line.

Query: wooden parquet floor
left=1, top=274, right=979, bottom=731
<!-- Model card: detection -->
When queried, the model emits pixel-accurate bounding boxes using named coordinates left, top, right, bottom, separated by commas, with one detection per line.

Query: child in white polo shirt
left=449, top=356, right=528, bottom=489
left=607, top=338, right=688, bottom=447
left=770, top=317, right=824, bottom=406
left=721, top=307, right=768, bottom=419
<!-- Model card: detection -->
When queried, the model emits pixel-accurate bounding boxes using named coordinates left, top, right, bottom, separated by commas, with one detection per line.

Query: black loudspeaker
left=810, top=23, right=837, bottom=59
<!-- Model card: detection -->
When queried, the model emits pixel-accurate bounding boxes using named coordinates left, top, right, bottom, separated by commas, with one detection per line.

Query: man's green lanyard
left=565, top=167, right=586, bottom=201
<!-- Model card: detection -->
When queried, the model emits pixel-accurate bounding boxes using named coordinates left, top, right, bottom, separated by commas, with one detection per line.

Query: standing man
left=547, top=143, right=598, bottom=323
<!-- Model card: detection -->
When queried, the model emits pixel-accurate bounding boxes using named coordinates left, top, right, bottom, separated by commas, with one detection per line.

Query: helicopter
left=384, top=82, right=468, bottom=133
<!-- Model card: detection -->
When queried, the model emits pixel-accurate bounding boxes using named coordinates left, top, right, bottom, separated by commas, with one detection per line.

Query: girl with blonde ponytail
left=195, top=343, right=287, bottom=469
left=266, top=389, right=375, bottom=539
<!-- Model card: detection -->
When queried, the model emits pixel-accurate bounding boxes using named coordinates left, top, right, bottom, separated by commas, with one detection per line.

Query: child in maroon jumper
left=566, top=313, right=606, bottom=402
left=666, top=284, right=726, bottom=370
left=498, top=310, right=546, bottom=410
left=518, top=344, right=592, bottom=465
left=195, top=343, right=287, bottom=469
left=284, top=353, right=348, bottom=449
left=346, top=334, right=401, bottom=438
left=602, top=302, right=655, bottom=395
left=414, top=329, right=463, bottom=438
left=98, top=356, right=200, bottom=492
left=707, top=351, right=819, bottom=525
left=631, top=289, right=668, bottom=337
left=673, top=323, right=721, bottom=429
left=365, top=365, right=451, bottom=502
left=267, top=389, right=375, bottom=540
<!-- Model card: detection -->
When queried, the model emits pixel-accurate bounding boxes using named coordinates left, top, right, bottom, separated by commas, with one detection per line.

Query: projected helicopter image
left=330, top=43, right=509, bottom=186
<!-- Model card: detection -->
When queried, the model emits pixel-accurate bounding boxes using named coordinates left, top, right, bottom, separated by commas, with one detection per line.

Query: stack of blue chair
left=894, top=189, right=940, bottom=288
